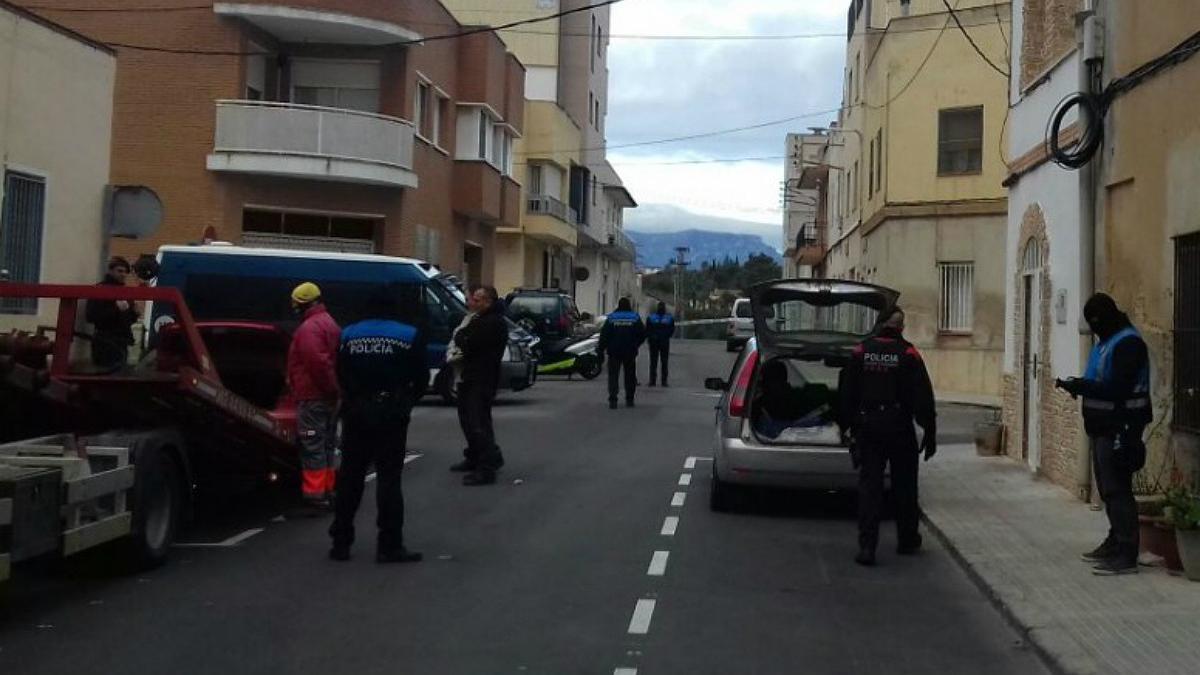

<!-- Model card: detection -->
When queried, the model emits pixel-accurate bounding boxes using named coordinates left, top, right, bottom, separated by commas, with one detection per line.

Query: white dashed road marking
left=614, top=669, right=638, bottom=675
left=661, top=516, right=679, bottom=536
left=366, top=453, right=423, bottom=483
left=174, top=528, right=265, bottom=548
left=647, top=551, right=670, bottom=576
left=627, top=599, right=657, bottom=635
left=684, top=456, right=713, bottom=469
left=671, top=491, right=686, bottom=507
left=678, top=473, right=692, bottom=486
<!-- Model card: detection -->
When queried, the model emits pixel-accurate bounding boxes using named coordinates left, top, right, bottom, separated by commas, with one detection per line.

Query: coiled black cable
left=1047, top=91, right=1105, bottom=170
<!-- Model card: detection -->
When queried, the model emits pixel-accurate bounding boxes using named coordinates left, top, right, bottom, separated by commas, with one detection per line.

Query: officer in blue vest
left=646, top=301, right=676, bottom=387
left=1057, top=293, right=1152, bottom=576
left=329, top=285, right=427, bottom=564
left=598, top=297, right=646, bottom=409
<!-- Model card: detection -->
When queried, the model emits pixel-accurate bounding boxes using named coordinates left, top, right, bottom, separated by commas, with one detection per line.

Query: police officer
left=840, top=308, right=936, bottom=567
left=598, top=297, right=646, bottom=409
left=646, top=301, right=676, bottom=387
left=1056, top=293, right=1152, bottom=576
left=329, top=286, right=425, bottom=564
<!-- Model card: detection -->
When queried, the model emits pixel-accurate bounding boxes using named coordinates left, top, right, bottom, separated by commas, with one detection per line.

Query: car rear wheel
left=709, top=467, right=743, bottom=512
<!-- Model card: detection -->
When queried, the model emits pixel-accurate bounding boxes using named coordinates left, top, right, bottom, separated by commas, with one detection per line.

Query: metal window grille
left=938, top=107, right=983, bottom=175
left=1176, top=233, right=1200, bottom=431
left=0, top=172, right=46, bottom=314
left=939, top=262, right=974, bottom=333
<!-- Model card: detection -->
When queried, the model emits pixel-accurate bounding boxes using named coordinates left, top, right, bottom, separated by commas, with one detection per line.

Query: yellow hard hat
left=291, top=282, right=322, bottom=304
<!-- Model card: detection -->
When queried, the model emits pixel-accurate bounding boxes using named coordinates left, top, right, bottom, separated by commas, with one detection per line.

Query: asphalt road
left=0, top=341, right=1046, bottom=675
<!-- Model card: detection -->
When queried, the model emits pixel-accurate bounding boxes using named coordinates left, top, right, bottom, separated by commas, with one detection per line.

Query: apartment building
left=21, top=0, right=525, bottom=286
left=820, top=0, right=1011, bottom=403
left=0, top=1, right=115, bottom=329
left=442, top=0, right=638, bottom=315
left=782, top=132, right=830, bottom=279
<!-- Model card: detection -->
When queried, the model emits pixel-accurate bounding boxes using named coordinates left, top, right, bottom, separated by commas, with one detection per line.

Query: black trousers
left=330, top=398, right=411, bottom=553
left=857, top=422, right=920, bottom=553
left=648, top=341, right=670, bottom=385
left=458, top=380, right=503, bottom=471
left=607, top=354, right=638, bottom=403
left=1092, top=426, right=1145, bottom=558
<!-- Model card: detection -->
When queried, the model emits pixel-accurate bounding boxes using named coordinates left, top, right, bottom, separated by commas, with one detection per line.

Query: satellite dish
left=106, top=186, right=164, bottom=239
left=573, top=266, right=590, bottom=282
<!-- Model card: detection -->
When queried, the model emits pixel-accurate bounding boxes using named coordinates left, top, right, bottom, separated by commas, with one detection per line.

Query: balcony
left=525, top=194, right=578, bottom=248
left=604, top=229, right=637, bottom=262
left=453, top=161, right=503, bottom=223
left=500, top=177, right=521, bottom=228
left=207, top=100, right=418, bottom=189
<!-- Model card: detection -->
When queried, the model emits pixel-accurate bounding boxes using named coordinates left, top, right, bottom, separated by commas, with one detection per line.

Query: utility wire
left=940, top=0, right=1009, bottom=77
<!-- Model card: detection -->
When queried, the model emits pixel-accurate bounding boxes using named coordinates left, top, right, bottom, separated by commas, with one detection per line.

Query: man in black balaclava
left=1057, top=293, right=1152, bottom=576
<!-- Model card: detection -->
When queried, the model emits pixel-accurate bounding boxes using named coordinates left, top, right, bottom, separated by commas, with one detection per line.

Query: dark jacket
left=85, top=274, right=139, bottom=348
left=455, top=302, right=508, bottom=389
left=646, top=312, right=676, bottom=345
left=1076, top=326, right=1152, bottom=436
left=839, top=327, right=936, bottom=440
left=598, top=310, right=646, bottom=359
left=337, top=319, right=427, bottom=403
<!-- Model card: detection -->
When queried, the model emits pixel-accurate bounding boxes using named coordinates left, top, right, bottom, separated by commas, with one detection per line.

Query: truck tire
left=127, top=444, right=184, bottom=569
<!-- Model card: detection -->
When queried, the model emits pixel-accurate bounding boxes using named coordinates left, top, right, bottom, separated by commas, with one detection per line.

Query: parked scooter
left=535, top=332, right=602, bottom=380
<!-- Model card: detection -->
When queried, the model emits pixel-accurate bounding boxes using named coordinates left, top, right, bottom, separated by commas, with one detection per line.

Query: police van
left=147, top=244, right=536, bottom=408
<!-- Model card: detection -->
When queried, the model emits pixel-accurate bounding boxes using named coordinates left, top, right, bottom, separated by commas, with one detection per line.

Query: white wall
left=525, top=66, right=558, bottom=102
left=0, top=10, right=115, bottom=330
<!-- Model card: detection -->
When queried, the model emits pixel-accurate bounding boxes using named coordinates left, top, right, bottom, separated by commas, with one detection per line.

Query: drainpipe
left=1073, top=1, right=1104, bottom=498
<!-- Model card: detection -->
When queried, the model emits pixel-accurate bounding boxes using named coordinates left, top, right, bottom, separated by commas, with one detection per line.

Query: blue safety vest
left=1082, top=326, right=1150, bottom=413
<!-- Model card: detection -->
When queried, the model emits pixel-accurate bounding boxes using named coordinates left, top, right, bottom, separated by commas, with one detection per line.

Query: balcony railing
left=604, top=228, right=637, bottom=261
left=527, top=195, right=573, bottom=224
left=208, top=100, right=417, bottom=188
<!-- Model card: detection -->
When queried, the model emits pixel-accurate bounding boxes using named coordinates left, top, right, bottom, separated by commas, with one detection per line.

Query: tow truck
left=0, top=283, right=300, bottom=584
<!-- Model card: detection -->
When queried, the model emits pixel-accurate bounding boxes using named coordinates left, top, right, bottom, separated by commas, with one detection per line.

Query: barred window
left=938, top=107, right=983, bottom=176
left=0, top=172, right=46, bottom=315
left=1176, top=233, right=1200, bottom=431
left=939, top=262, right=975, bottom=333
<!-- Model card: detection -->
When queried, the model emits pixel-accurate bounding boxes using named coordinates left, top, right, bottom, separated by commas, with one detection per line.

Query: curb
left=921, top=510, right=1073, bottom=675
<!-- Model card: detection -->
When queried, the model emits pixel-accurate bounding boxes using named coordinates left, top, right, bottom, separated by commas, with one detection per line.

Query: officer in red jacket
left=287, top=282, right=342, bottom=509
left=840, top=308, right=937, bottom=567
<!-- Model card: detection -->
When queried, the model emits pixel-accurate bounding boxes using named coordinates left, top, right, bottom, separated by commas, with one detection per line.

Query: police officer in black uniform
left=646, top=301, right=676, bottom=387
left=329, top=286, right=426, bottom=563
left=598, top=297, right=646, bottom=409
left=840, top=308, right=937, bottom=567
left=1056, top=293, right=1152, bottom=576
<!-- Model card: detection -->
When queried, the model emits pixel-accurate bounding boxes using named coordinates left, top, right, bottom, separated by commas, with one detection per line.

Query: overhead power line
left=940, top=0, right=1009, bottom=77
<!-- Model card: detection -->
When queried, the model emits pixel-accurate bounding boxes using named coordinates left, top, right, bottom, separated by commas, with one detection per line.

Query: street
left=0, top=341, right=1047, bottom=675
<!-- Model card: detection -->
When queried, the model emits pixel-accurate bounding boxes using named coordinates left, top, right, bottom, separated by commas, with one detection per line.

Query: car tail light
left=726, top=321, right=735, bottom=337
left=728, top=348, right=759, bottom=418
left=559, top=315, right=570, bottom=331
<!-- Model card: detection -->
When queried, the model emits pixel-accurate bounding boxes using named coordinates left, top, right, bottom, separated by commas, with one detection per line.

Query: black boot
left=1080, top=538, right=1118, bottom=562
left=449, top=459, right=476, bottom=473
left=855, top=548, right=876, bottom=566
left=897, top=534, right=923, bottom=555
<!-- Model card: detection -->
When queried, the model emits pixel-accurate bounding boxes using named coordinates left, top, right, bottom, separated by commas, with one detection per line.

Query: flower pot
left=1176, top=528, right=1200, bottom=581
left=1140, top=515, right=1183, bottom=571
left=974, top=422, right=1003, bottom=456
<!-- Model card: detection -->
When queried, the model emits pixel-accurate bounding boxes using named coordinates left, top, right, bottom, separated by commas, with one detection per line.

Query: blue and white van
left=148, top=244, right=536, bottom=406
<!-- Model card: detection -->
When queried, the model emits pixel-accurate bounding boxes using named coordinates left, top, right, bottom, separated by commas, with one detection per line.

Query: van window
left=735, top=301, right=753, bottom=318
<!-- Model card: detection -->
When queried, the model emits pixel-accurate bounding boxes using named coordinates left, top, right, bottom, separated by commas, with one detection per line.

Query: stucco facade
left=0, top=3, right=114, bottom=330
left=820, top=0, right=1011, bottom=402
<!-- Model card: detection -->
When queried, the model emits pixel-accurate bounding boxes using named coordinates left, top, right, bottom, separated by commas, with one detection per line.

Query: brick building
left=19, top=0, right=526, bottom=287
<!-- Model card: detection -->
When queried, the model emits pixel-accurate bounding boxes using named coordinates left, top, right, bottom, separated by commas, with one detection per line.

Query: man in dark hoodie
left=1057, top=293, right=1152, bottom=576
left=86, top=257, right=140, bottom=371
left=840, top=308, right=937, bottom=567
left=451, top=286, right=509, bottom=486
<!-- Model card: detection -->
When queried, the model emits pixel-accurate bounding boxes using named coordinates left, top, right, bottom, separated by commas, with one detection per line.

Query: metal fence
left=0, top=172, right=46, bottom=315
left=1176, top=233, right=1200, bottom=432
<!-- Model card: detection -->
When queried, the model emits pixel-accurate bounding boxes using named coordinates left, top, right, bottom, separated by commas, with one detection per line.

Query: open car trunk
left=747, top=279, right=900, bottom=446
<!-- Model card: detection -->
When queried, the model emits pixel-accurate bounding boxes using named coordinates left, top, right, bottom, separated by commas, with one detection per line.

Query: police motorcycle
left=532, top=315, right=604, bottom=380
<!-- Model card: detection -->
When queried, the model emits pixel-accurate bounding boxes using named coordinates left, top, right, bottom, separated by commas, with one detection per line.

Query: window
left=294, top=86, right=379, bottom=113
left=594, top=98, right=601, bottom=131
left=432, top=94, right=448, bottom=147
left=591, top=15, right=597, bottom=72
left=874, top=129, right=883, bottom=192
left=855, top=53, right=861, bottom=102
left=868, top=138, right=876, bottom=196
left=598, top=26, right=604, bottom=59
left=852, top=161, right=860, bottom=211
left=1176, top=233, right=1200, bottom=431
left=528, top=165, right=544, bottom=195
left=491, top=124, right=504, bottom=166
left=938, top=106, right=984, bottom=175
left=414, top=224, right=441, bottom=264
left=589, top=92, right=595, bottom=127
left=478, top=113, right=489, bottom=161
left=0, top=172, right=46, bottom=314
left=901, top=0, right=911, bottom=17
left=938, top=263, right=975, bottom=333
left=414, top=81, right=430, bottom=139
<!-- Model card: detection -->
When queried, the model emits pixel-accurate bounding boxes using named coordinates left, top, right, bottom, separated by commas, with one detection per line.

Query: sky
left=607, top=0, right=849, bottom=227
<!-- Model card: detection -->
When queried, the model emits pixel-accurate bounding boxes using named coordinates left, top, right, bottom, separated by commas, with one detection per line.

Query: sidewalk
left=922, top=443, right=1200, bottom=675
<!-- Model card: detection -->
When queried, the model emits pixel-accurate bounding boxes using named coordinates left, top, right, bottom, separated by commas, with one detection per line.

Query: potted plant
left=974, top=409, right=1003, bottom=457
left=1134, top=473, right=1182, bottom=570
left=1164, top=486, right=1200, bottom=581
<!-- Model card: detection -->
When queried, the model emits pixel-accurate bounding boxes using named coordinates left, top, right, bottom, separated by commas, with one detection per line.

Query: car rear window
left=509, top=296, right=561, bottom=319
left=759, top=295, right=881, bottom=339
left=734, top=301, right=752, bottom=318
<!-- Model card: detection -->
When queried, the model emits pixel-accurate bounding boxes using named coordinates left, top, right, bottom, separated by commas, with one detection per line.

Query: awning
left=214, top=3, right=422, bottom=46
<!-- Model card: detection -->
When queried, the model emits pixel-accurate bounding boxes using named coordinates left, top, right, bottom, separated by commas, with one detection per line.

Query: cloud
left=605, top=0, right=847, bottom=223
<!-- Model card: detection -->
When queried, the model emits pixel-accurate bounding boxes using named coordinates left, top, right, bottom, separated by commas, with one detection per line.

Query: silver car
left=725, top=298, right=754, bottom=352
left=704, top=280, right=900, bottom=510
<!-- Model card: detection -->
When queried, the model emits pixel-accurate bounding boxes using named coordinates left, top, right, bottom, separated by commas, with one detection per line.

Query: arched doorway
left=1020, top=238, right=1045, bottom=470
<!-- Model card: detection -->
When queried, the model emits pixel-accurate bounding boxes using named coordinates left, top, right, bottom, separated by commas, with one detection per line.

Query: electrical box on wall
left=1056, top=290, right=1069, bottom=325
